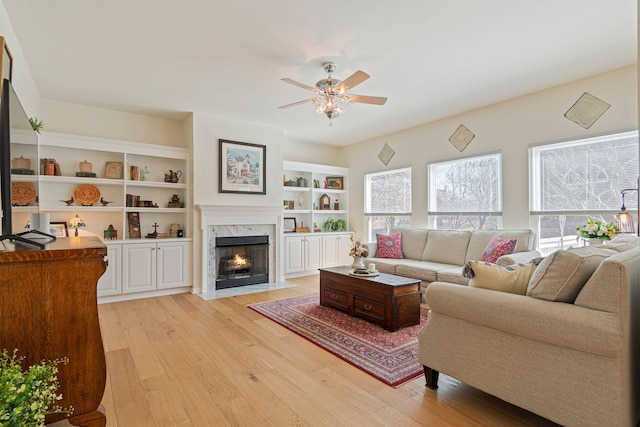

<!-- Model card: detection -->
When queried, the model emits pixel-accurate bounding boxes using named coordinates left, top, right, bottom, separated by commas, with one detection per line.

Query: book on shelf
left=125, top=193, right=141, bottom=207
left=146, top=233, right=169, bottom=239
left=42, top=158, right=57, bottom=176
left=130, top=165, right=140, bottom=181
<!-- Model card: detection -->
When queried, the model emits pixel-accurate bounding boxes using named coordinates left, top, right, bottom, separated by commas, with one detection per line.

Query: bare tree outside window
left=365, top=167, right=411, bottom=241
left=428, top=153, right=502, bottom=230
left=531, top=131, right=639, bottom=254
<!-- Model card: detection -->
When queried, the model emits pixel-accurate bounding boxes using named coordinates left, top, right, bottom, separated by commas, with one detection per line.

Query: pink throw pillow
left=480, top=236, right=517, bottom=263
left=375, top=232, right=403, bottom=259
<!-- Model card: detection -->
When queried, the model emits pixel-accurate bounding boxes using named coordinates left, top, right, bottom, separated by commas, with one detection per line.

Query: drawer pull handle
left=363, top=304, right=372, bottom=311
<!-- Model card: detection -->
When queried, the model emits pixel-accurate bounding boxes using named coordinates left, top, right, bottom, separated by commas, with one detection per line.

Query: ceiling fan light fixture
left=313, top=92, right=349, bottom=120
left=279, top=62, right=387, bottom=125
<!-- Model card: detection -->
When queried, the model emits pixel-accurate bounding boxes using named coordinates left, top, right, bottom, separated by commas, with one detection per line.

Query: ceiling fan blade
left=281, top=78, right=317, bottom=92
left=278, top=99, right=313, bottom=109
left=347, top=94, right=388, bottom=105
left=334, top=71, right=370, bottom=93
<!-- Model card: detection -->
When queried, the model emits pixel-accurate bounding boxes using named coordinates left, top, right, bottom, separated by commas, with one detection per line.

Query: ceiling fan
left=278, top=62, right=387, bottom=125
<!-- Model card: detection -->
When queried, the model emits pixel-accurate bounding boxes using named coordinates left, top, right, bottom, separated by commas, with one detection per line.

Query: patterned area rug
left=248, top=294, right=428, bottom=387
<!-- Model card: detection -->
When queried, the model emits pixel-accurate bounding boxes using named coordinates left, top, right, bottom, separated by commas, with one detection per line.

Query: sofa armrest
left=363, top=242, right=377, bottom=257
left=424, top=282, right=620, bottom=357
left=496, top=250, right=541, bottom=266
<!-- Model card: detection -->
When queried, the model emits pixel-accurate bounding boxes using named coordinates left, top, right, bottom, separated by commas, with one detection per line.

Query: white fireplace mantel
left=198, top=205, right=283, bottom=294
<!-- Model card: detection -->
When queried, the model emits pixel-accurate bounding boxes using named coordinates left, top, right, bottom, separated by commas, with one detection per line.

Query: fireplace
left=215, top=235, right=269, bottom=289
left=198, top=205, right=283, bottom=295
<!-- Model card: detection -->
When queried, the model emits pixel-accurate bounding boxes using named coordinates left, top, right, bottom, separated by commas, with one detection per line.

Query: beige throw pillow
left=526, top=247, right=617, bottom=303
left=466, top=261, right=537, bottom=295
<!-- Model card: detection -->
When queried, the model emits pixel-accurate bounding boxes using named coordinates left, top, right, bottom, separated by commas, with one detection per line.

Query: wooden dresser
left=0, top=236, right=108, bottom=426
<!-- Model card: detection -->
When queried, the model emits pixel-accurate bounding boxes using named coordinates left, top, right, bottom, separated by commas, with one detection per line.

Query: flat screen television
left=0, top=78, right=53, bottom=247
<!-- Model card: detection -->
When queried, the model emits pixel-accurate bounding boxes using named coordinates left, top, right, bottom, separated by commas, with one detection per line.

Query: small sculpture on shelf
left=104, top=224, right=117, bottom=240
left=60, top=196, right=74, bottom=206
left=164, top=169, right=182, bottom=183
left=100, top=197, right=113, bottom=206
left=168, top=194, right=184, bottom=208
left=146, top=222, right=168, bottom=239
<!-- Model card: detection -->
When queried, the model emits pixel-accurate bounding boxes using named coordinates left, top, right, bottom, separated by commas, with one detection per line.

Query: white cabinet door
left=97, top=244, right=122, bottom=297
left=284, top=235, right=304, bottom=274
left=322, top=233, right=352, bottom=268
left=122, top=243, right=156, bottom=294
left=304, top=235, right=322, bottom=271
left=157, top=241, right=188, bottom=289
left=336, top=233, right=354, bottom=266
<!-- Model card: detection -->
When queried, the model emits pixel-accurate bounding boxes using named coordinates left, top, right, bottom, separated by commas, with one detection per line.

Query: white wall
left=342, top=65, right=638, bottom=240
left=0, top=1, right=39, bottom=116
left=41, top=98, right=187, bottom=147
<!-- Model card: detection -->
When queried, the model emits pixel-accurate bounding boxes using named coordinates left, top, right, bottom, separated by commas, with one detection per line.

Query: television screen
left=0, top=79, right=46, bottom=247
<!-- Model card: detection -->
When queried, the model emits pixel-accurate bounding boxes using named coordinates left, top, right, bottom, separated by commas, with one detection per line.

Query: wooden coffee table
left=319, top=266, right=421, bottom=331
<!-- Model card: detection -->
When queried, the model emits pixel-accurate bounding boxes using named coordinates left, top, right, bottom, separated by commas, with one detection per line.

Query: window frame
left=427, top=151, right=503, bottom=229
left=364, top=167, right=412, bottom=241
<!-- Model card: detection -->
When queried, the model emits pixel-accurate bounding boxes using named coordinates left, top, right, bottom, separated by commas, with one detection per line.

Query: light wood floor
left=96, top=276, right=559, bottom=427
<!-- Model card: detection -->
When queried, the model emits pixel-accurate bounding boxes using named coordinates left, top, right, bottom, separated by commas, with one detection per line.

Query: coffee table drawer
left=322, top=287, right=349, bottom=310
left=353, top=296, right=384, bottom=321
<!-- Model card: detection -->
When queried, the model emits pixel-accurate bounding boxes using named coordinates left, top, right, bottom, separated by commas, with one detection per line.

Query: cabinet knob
left=363, top=304, right=372, bottom=311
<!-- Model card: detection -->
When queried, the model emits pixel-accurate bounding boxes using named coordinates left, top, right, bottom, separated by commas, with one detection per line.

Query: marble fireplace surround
left=199, top=205, right=283, bottom=294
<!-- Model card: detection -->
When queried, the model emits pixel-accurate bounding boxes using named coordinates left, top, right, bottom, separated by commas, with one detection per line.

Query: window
left=530, top=131, right=639, bottom=254
left=364, top=167, right=411, bottom=241
left=428, top=152, right=502, bottom=230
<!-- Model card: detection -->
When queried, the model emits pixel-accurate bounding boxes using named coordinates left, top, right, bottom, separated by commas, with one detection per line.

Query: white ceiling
left=2, top=0, right=637, bottom=146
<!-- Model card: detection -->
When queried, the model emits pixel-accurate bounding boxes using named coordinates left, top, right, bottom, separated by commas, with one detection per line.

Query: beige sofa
left=364, top=227, right=540, bottom=293
left=418, top=234, right=640, bottom=427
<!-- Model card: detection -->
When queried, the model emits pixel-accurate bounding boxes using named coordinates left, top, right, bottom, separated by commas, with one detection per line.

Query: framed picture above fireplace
left=219, top=139, right=266, bottom=194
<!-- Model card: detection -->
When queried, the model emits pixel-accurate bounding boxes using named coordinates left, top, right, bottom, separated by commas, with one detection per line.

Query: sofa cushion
left=395, top=260, right=459, bottom=283
left=464, top=260, right=536, bottom=295
left=390, top=227, right=430, bottom=260
left=422, top=230, right=471, bottom=265
left=595, top=234, right=640, bottom=252
left=436, top=266, right=469, bottom=285
left=526, top=246, right=618, bottom=303
left=375, top=232, right=403, bottom=259
left=464, top=229, right=534, bottom=261
left=480, top=236, right=517, bottom=263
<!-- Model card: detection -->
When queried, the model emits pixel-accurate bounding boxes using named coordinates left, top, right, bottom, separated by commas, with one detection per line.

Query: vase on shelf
left=586, top=238, right=607, bottom=246
left=351, top=256, right=366, bottom=270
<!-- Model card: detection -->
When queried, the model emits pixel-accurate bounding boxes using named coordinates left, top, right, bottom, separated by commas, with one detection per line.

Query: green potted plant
left=0, top=349, right=73, bottom=427
left=28, top=117, right=44, bottom=134
left=322, top=218, right=346, bottom=232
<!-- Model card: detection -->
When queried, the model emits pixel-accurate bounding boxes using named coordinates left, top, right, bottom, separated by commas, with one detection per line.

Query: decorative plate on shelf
left=11, top=182, right=36, bottom=206
left=73, top=183, right=101, bottom=206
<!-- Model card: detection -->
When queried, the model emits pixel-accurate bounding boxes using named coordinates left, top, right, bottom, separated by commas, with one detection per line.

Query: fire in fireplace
left=215, top=235, right=269, bottom=289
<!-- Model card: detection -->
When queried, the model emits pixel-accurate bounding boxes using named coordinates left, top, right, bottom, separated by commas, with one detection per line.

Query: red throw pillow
left=480, top=236, right=517, bottom=263
left=375, top=232, right=403, bottom=259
